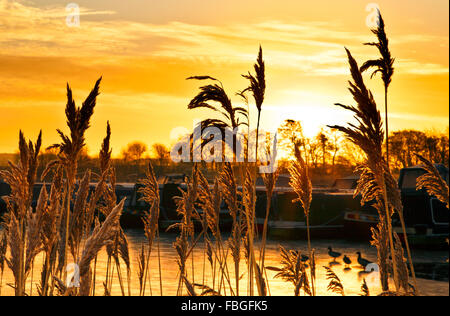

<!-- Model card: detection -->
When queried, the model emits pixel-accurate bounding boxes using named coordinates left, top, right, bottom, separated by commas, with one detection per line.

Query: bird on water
left=343, top=255, right=352, bottom=269
left=356, top=252, right=372, bottom=269
left=328, top=247, right=342, bottom=262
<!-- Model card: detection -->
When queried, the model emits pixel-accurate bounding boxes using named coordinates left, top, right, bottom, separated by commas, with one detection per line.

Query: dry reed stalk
left=170, top=165, right=198, bottom=296
left=38, top=169, right=63, bottom=296
left=91, top=253, right=98, bottom=296
left=183, top=276, right=197, bottom=296
left=137, top=243, right=146, bottom=296
left=361, top=279, right=370, bottom=296
left=329, top=48, right=405, bottom=293
left=415, top=154, right=449, bottom=209
left=242, top=46, right=266, bottom=161
left=78, top=199, right=124, bottom=296
left=267, top=246, right=311, bottom=296
left=260, top=170, right=278, bottom=267
left=69, top=170, right=91, bottom=262
left=118, top=230, right=131, bottom=296
left=370, top=213, right=390, bottom=291
left=197, top=169, right=236, bottom=295
left=138, top=162, right=161, bottom=296
left=198, top=172, right=229, bottom=290
left=0, top=232, right=6, bottom=296
left=25, top=184, right=47, bottom=296
left=193, top=283, right=222, bottom=296
left=324, top=266, right=345, bottom=296
left=242, top=167, right=265, bottom=296
left=259, top=142, right=279, bottom=296
left=45, top=78, right=101, bottom=279
left=288, top=145, right=315, bottom=295
left=94, top=122, right=130, bottom=296
left=187, top=76, right=248, bottom=145
left=1, top=131, right=42, bottom=296
left=360, top=11, right=395, bottom=167
left=393, top=232, right=410, bottom=292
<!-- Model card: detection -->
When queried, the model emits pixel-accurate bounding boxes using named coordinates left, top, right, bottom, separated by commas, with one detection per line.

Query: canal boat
left=343, top=164, right=449, bottom=248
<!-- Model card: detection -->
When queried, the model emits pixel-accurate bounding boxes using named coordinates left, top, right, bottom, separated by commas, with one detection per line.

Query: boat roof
left=405, top=163, right=448, bottom=173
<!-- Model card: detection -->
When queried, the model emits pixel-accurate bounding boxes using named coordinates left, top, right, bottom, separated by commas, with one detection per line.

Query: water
left=0, top=229, right=448, bottom=296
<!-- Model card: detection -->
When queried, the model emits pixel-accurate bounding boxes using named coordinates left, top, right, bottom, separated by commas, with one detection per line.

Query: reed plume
left=360, top=279, right=370, bottom=296
left=187, top=76, right=248, bottom=155
left=193, top=283, right=222, bottom=296
left=69, top=170, right=91, bottom=262
left=268, top=246, right=311, bottom=296
left=242, top=167, right=264, bottom=296
left=260, top=141, right=280, bottom=282
left=171, top=165, right=199, bottom=295
left=242, top=46, right=266, bottom=159
left=45, top=77, right=102, bottom=278
left=137, top=243, right=146, bottom=296
left=415, top=154, right=449, bottom=209
left=288, top=144, right=315, bottom=295
left=38, top=172, right=63, bottom=296
left=360, top=10, right=394, bottom=165
left=0, top=131, right=42, bottom=296
left=324, top=266, right=344, bottom=296
left=370, top=213, right=390, bottom=291
left=138, top=162, right=161, bottom=296
left=78, top=199, right=124, bottom=296
left=0, top=231, right=6, bottom=296
left=197, top=169, right=235, bottom=295
left=219, top=163, right=242, bottom=296
left=328, top=48, right=417, bottom=293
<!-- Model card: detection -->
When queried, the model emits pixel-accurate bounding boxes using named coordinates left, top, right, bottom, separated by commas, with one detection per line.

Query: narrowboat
left=255, top=174, right=369, bottom=239
left=343, top=164, right=449, bottom=248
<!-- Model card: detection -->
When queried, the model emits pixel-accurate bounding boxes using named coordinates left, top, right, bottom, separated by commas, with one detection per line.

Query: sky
left=0, top=0, right=448, bottom=157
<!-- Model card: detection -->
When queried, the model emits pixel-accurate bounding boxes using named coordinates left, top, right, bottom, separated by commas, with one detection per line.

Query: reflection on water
left=0, top=229, right=448, bottom=296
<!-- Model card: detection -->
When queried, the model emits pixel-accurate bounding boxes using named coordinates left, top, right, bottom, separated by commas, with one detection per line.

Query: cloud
left=0, top=0, right=447, bottom=76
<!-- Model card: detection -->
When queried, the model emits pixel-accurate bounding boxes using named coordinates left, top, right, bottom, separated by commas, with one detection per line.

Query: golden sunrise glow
left=0, top=0, right=448, bottom=156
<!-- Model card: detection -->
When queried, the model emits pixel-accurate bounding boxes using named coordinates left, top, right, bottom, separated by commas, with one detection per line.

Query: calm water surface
left=0, top=229, right=448, bottom=296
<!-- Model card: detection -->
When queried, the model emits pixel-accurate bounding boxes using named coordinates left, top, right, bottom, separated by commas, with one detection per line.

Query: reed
left=0, top=232, right=6, bottom=295
left=242, top=167, right=265, bottom=296
left=219, top=163, right=242, bottom=295
left=267, top=246, right=311, bottom=296
left=360, top=279, right=370, bottom=297
left=242, top=46, right=266, bottom=160
left=360, top=11, right=395, bottom=166
left=45, top=78, right=102, bottom=279
left=0, top=130, right=42, bottom=296
left=415, top=154, right=449, bottom=209
left=288, top=145, right=315, bottom=295
left=198, top=168, right=236, bottom=295
left=78, top=199, right=124, bottom=296
left=138, top=162, right=161, bottom=296
left=324, top=266, right=345, bottom=296
left=259, top=141, right=280, bottom=293
left=170, top=165, right=199, bottom=296
left=328, top=48, right=417, bottom=294
left=187, top=76, right=248, bottom=154
left=38, top=168, right=62, bottom=296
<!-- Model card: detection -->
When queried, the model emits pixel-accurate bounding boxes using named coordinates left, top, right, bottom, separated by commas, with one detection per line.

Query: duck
left=328, top=247, right=342, bottom=262
left=356, top=252, right=372, bottom=268
left=343, top=255, right=352, bottom=268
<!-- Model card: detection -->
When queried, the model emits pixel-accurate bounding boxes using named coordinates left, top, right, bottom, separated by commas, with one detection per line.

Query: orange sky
left=0, top=0, right=448, bottom=157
